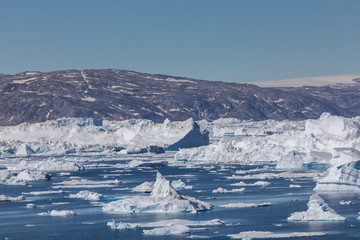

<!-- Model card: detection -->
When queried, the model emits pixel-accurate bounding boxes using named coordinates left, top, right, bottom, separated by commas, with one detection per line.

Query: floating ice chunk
left=230, top=181, right=271, bottom=187
left=289, top=184, right=301, bottom=188
left=39, top=210, right=76, bottom=217
left=171, top=179, right=193, bottom=190
left=212, top=187, right=245, bottom=193
left=220, top=202, right=271, bottom=208
left=314, top=162, right=360, bottom=192
left=23, top=190, right=64, bottom=195
left=0, top=195, right=25, bottom=202
left=26, top=203, right=36, bottom=208
left=103, top=172, right=212, bottom=213
left=228, top=231, right=326, bottom=239
left=339, top=200, right=352, bottom=205
left=143, top=224, right=190, bottom=236
left=132, top=181, right=154, bottom=193
left=288, top=194, right=345, bottom=221
left=53, top=179, right=120, bottom=189
left=68, top=190, right=103, bottom=201
left=107, top=221, right=140, bottom=229
left=143, top=218, right=224, bottom=227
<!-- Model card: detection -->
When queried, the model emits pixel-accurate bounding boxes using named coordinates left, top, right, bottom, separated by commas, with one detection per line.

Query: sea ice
left=288, top=194, right=345, bottom=221
left=103, top=172, right=212, bottom=213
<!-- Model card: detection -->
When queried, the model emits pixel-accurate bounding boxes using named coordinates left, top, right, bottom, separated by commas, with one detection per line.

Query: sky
left=0, top=0, right=359, bottom=83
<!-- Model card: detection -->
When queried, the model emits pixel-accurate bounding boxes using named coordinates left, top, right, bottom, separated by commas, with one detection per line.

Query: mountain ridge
left=0, top=69, right=359, bottom=126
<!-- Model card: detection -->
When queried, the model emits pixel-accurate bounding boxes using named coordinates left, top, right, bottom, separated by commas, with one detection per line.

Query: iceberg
left=103, top=172, right=212, bottom=213
left=314, top=162, right=360, bottom=192
left=220, top=202, right=271, bottom=208
left=0, top=117, right=209, bottom=155
left=107, top=221, right=140, bottom=230
left=288, top=194, right=345, bottom=221
left=142, top=224, right=190, bottom=236
left=228, top=231, right=326, bottom=239
left=39, top=210, right=76, bottom=217
left=68, top=190, right=103, bottom=201
left=212, top=187, right=245, bottom=193
left=7, top=159, right=84, bottom=172
left=0, top=195, right=25, bottom=202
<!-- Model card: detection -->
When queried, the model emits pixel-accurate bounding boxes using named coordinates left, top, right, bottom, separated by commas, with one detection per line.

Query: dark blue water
left=1, top=154, right=360, bottom=239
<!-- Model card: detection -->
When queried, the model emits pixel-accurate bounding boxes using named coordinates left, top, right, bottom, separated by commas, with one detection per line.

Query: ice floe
left=220, top=202, right=271, bottom=208
left=68, top=190, right=103, bottom=200
left=228, top=231, right=326, bottom=239
left=103, top=172, right=212, bottom=213
left=143, top=224, right=190, bottom=235
left=212, top=187, right=245, bottom=193
left=132, top=181, right=154, bottom=193
left=288, top=194, right=345, bottom=221
left=39, top=210, right=76, bottom=217
left=0, top=195, right=25, bottom=202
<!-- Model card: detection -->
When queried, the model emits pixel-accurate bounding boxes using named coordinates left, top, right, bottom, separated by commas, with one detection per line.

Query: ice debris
left=103, top=172, right=212, bottom=213
left=212, top=187, right=245, bottom=193
left=288, top=195, right=345, bottom=221
left=228, top=231, right=326, bottom=239
left=0, top=195, right=25, bottom=202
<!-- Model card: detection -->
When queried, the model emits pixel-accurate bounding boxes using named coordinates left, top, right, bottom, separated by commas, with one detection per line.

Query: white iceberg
left=39, top=210, right=76, bottom=217
left=220, top=202, right=271, bottom=208
left=143, top=224, right=190, bottom=236
left=103, top=172, right=212, bottom=213
left=228, top=231, right=326, bottom=239
left=0, top=195, right=25, bottom=202
left=314, top=162, right=360, bottom=192
left=288, top=194, right=345, bottom=221
left=107, top=221, right=140, bottom=230
left=7, top=159, right=84, bottom=172
left=212, top=187, right=245, bottom=193
left=68, top=190, right=103, bottom=200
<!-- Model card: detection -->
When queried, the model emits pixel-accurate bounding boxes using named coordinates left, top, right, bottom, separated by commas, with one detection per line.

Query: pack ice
left=0, top=117, right=208, bottom=156
left=103, top=172, right=212, bottom=213
left=177, top=113, right=360, bottom=169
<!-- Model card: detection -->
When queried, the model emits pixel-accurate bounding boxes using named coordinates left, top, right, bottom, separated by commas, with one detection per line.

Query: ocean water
left=1, top=153, right=360, bottom=239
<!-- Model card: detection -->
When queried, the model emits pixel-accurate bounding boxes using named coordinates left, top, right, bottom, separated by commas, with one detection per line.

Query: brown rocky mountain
left=0, top=69, right=359, bottom=126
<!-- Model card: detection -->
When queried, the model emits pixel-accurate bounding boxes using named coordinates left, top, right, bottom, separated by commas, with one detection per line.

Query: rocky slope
left=0, top=69, right=358, bottom=125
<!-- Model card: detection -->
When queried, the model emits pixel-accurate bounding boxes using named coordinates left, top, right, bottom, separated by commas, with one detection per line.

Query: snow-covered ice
left=142, top=224, right=190, bottom=235
left=39, top=210, right=76, bottom=217
left=228, top=231, right=326, bottom=239
left=220, top=202, right=271, bottom=208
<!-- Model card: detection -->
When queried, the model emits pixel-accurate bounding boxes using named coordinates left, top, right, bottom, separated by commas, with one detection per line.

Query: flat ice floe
left=212, top=187, right=245, bottom=193
left=68, top=190, right=103, bottom=200
left=0, top=195, right=25, bottom=202
left=142, top=225, right=190, bottom=235
left=39, top=210, right=76, bottom=216
left=228, top=231, right=326, bottom=239
left=288, top=194, right=345, bottom=221
left=52, top=179, right=120, bottom=189
left=220, top=202, right=271, bottom=208
left=6, top=159, right=84, bottom=172
left=103, top=172, right=212, bottom=213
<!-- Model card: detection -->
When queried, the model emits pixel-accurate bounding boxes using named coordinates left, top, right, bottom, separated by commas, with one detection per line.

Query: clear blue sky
left=1, top=0, right=359, bottom=83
